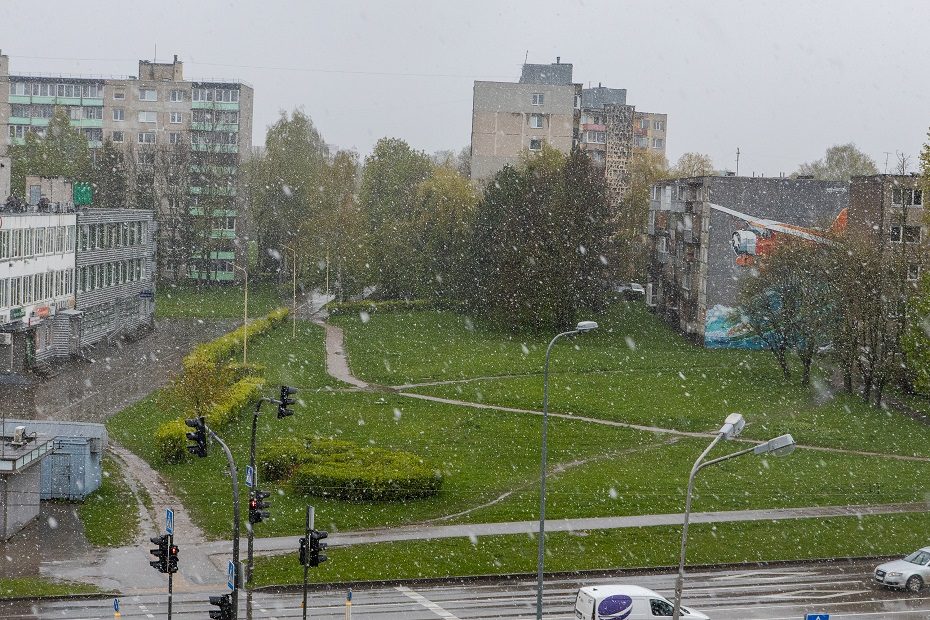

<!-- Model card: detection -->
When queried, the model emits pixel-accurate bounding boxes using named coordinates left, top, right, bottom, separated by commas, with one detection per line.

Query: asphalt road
left=4, top=560, right=930, bottom=619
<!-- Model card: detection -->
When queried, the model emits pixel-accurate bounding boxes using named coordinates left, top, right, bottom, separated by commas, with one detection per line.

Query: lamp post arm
left=672, top=432, right=724, bottom=620
left=536, top=328, right=579, bottom=620
left=699, top=444, right=757, bottom=470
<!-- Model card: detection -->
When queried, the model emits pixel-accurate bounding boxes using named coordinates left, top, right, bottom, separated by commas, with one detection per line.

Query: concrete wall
left=0, top=465, right=41, bottom=540
left=471, top=80, right=578, bottom=181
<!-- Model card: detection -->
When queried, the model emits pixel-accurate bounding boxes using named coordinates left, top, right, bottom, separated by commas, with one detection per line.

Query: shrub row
left=259, top=436, right=443, bottom=501
left=183, top=307, right=290, bottom=372
left=326, top=299, right=434, bottom=317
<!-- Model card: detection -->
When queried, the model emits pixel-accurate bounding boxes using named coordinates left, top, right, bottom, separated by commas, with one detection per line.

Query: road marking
left=396, top=585, right=463, bottom=620
left=758, top=588, right=869, bottom=600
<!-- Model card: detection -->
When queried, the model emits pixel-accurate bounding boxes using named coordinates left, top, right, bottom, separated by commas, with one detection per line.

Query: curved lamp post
left=671, top=415, right=796, bottom=620
left=233, top=263, right=249, bottom=364
left=536, top=320, right=598, bottom=620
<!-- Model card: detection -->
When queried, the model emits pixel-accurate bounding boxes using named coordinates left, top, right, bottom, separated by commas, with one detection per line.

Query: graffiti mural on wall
left=704, top=304, right=763, bottom=349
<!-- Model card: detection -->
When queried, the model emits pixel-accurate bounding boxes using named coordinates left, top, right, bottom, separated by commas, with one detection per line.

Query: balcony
left=192, top=144, right=239, bottom=153
left=192, top=101, right=240, bottom=111
left=190, top=122, right=239, bottom=132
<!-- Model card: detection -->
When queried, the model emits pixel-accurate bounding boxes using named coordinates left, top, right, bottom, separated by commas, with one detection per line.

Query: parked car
left=574, top=584, right=709, bottom=619
left=614, top=282, right=646, bottom=298
left=874, top=547, right=930, bottom=592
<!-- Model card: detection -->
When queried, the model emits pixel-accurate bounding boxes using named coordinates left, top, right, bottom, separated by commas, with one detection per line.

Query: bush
left=155, top=419, right=190, bottom=464
left=183, top=307, right=291, bottom=372
left=225, top=362, right=267, bottom=382
left=284, top=436, right=443, bottom=501
left=258, top=436, right=308, bottom=481
left=205, top=376, right=265, bottom=428
left=326, top=299, right=434, bottom=317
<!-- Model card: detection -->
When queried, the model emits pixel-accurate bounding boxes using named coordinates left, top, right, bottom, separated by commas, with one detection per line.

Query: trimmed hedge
left=225, top=362, right=267, bottom=382
left=155, top=419, right=190, bottom=464
left=326, top=299, right=434, bottom=317
left=260, top=436, right=443, bottom=501
left=183, top=307, right=290, bottom=372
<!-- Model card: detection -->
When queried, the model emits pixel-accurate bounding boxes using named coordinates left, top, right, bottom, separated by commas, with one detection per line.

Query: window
left=640, top=118, right=650, bottom=130
left=586, top=130, right=606, bottom=144
left=9, top=82, right=27, bottom=95
left=139, top=88, right=157, bottom=101
left=652, top=185, right=663, bottom=200
left=170, top=89, right=185, bottom=102
left=530, top=114, right=544, bottom=129
left=169, top=132, right=182, bottom=144
left=170, top=112, right=183, bottom=124
left=890, top=226, right=902, bottom=242
left=113, top=108, right=124, bottom=121
left=908, top=264, right=921, bottom=282
left=84, top=128, right=103, bottom=142
left=654, top=120, right=665, bottom=131
left=81, top=84, right=102, bottom=98
left=113, top=89, right=126, bottom=100
left=903, top=225, right=922, bottom=244
left=112, top=130, right=124, bottom=143
left=573, top=94, right=581, bottom=109
left=652, top=138, right=665, bottom=149
left=138, top=132, right=156, bottom=144
left=635, top=136, right=649, bottom=148
left=11, top=104, right=30, bottom=117
left=529, top=138, right=542, bottom=151
left=138, top=111, right=157, bottom=123
left=84, top=106, right=102, bottom=120
left=658, top=236, right=668, bottom=253
left=893, top=188, right=923, bottom=206
left=531, top=93, right=544, bottom=106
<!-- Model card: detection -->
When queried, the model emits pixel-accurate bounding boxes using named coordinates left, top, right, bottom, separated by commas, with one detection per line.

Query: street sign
left=227, top=560, right=236, bottom=591
left=165, top=508, right=174, bottom=535
left=139, top=290, right=154, bottom=299
left=113, top=598, right=120, bottom=613
left=805, top=614, right=829, bottom=620
left=245, top=465, right=254, bottom=488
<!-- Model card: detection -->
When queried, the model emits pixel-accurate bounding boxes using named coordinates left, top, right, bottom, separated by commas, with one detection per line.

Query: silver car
left=874, top=547, right=930, bottom=592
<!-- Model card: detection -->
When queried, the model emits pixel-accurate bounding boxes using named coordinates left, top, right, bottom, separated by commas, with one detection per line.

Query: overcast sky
left=5, top=0, right=929, bottom=175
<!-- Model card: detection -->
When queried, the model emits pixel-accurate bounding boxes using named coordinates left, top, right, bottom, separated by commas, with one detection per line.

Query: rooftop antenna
left=524, top=50, right=529, bottom=64
left=883, top=152, right=892, bottom=174
left=154, top=42, right=157, bottom=63
left=736, top=147, right=740, bottom=176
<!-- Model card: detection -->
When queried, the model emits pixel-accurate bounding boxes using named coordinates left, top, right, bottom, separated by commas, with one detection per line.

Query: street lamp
left=233, top=263, right=249, bottom=364
left=671, top=416, right=796, bottom=620
left=536, top=320, right=598, bottom=620
left=283, top=245, right=297, bottom=339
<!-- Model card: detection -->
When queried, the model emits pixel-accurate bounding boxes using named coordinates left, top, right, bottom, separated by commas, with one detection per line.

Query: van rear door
left=574, top=589, right=595, bottom=620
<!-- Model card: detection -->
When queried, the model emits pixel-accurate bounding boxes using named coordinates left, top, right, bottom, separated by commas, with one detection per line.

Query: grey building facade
left=647, top=176, right=848, bottom=347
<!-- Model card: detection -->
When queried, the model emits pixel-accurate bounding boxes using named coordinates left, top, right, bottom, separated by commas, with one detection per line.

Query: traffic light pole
left=246, top=397, right=272, bottom=620
left=303, top=506, right=313, bottom=620
left=167, top=533, right=174, bottom=620
left=207, top=426, right=241, bottom=620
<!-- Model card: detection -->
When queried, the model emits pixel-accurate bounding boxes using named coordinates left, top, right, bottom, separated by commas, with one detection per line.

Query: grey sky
left=5, top=0, right=929, bottom=175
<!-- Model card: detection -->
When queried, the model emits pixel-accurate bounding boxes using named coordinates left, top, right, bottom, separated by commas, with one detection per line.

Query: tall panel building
left=0, top=51, right=253, bottom=283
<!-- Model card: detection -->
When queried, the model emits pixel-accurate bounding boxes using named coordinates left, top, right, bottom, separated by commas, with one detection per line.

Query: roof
left=519, top=62, right=573, bottom=85
left=581, top=87, right=627, bottom=109
left=578, top=584, right=663, bottom=599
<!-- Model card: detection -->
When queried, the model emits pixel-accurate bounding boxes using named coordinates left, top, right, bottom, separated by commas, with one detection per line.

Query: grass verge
left=254, top=512, right=926, bottom=585
left=0, top=577, right=99, bottom=599
left=156, top=282, right=286, bottom=319
left=78, top=456, right=139, bottom=547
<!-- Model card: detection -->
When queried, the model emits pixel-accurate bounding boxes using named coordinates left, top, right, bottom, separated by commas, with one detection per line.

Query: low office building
left=647, top=175, right=848, bottom=347
left=0, top=425, right=55, bottom=539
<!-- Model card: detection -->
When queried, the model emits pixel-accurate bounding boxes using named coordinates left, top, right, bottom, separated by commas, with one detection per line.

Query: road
left=4, top=561, right=930, bottom=619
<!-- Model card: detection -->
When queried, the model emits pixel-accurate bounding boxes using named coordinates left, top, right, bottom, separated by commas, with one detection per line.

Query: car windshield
left=904, top=551, right=930, bottom=565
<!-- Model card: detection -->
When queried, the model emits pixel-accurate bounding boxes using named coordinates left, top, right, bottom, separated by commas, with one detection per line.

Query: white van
left=574, top=584, right=710, bottom=619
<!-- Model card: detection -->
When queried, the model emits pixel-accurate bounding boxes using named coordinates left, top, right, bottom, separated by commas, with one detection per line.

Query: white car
left=574, top=584, right=709, bottom=619
left=615, top=282, right=645, bottom=296
left=874, top=547, right=930, bottom=592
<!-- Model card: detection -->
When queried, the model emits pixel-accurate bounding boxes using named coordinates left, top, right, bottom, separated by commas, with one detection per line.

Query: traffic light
left=308, top=529, right=328, bottom=567
left=277, top=385, right=297, bottom=418
left=298, top=536, right=309, bottom=566
left=167, top=543, right=179, bottom=574
left=248, top=489, right=271, bottom=524
left=149, top=535, right=168, bottom=573
left=185, top=416, right=207, bottom=458
left=208, top=593, right=233, bottom=620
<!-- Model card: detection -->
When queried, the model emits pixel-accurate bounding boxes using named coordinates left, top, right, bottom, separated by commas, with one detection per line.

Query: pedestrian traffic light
left=149, top=535, right=169, bottom=573
left=277, top=385, right=297, bottom=418
left=308, top=529, right=328, bottom=567
left=167, top=543, right=179, bottom=574
left=185, top=416, right=207, bottom=458
left=248, top=489, right=271, bottom=524
left=208, top=593, right=233, bottom=620
left=298, top=536, right=308, bottom=566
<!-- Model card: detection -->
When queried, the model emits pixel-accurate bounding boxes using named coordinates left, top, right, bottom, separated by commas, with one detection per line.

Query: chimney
left=598, top=82, right=602, bottom=88
left=173, top=54, right=178, bottom=63
left=556, top=56, right=560, bottom=64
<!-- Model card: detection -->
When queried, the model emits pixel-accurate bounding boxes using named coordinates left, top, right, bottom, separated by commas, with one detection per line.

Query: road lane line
left=396, top=585, right=463, bottom=620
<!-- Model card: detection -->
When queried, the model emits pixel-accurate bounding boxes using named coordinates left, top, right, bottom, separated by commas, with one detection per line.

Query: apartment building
left=846, top=174, right=926, bottom=283
left=646, top=175, right=848, bottom=347
left=470, top=60, right=668, bottom=204
left=0, top=51, right=253, bottom=283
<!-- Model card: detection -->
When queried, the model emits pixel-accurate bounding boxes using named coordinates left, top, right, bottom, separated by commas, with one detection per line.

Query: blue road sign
left=166, top=508, right=174, bottom=535
left=113, top=598, right=120, bottom=612
left=245, top=465, right=254, bottom=488
left=227, top=560, right=236, bottom=591
left=805, top=614, right=829, bottom=620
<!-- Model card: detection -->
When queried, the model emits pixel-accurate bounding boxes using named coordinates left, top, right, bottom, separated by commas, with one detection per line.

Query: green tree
left=92, top=140, right=128, bottom=209
left=9, top=108, right=93, bottom=197
left=796, top=143, right=878, bottom=180
left=672, top=152, right=714, bottom=177
left=360, top=138, right=433, bottom=299
left=615, top=149, right=670, bottom=282
left=319, top=150, right=368, bottom=300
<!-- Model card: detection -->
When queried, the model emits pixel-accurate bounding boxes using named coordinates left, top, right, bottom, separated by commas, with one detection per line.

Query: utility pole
left=207, top=426, right=241, bottom=620
left=303, top=506, right=313, bottom=620
left=735, top=147, right=740, bottom=176
left=884, top=151, right=893, bottom=174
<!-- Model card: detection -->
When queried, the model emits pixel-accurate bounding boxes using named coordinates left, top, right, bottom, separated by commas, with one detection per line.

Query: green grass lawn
left=254, top=512, right=928, bottom=585
left=0, top=577, right=100, bottom=599
left=78, top=456, right=140, bottom=547
left=156, top=282, right=287, bottom=319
